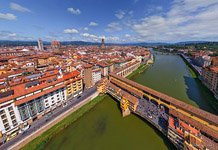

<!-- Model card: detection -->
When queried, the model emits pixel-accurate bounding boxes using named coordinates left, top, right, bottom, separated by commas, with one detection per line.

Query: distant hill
left=0, top=40, right=217, bottom=50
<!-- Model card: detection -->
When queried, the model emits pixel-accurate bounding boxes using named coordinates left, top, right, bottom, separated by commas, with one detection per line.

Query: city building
left=97, top=62, right=109, bottom=76
left=0, top=42, right=153, bottom=143
left=92, top=68, right=101, bottom=84
left=64, top=70, right=83, bottom=98
left=193, top=55, right=211, bottom=67
left=83, top=64, right=94, bottom=88
left=37, top=39, right=44, bottom=51
left=0, top=69, right=83, bottom=137
left=202, top=66, right=218, bottom=99
left=51, top=40, right=61, bottom=49
left=101, top=38, right=105, bottom=49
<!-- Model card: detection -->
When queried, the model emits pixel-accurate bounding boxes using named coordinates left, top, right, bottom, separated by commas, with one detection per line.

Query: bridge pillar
left=122, top=108, right=131, bottom=117
left=120, top=98, right=131, bottom=117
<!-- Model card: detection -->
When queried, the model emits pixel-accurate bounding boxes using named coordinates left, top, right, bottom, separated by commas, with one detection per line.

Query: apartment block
left=0, top=69, right=83, bottom=137
left=202, top=66, right=218, bottom=99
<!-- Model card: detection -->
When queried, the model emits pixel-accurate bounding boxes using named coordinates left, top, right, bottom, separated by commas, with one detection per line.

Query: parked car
left=6, top=132, right=17, bottom=142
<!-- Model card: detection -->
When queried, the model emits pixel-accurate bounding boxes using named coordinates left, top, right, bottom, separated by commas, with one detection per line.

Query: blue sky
left=0, top=0, right=218, bottom=43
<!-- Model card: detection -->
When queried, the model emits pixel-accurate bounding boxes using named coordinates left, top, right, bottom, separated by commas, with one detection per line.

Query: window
left=18, top=106, right=30, bottom=121
left=8, top=107, right=13, bottom=112
left=28, top=102, right=37, bottom=117
left=5, top=124, right=10, bottom=131
left=2, top=119, right=7, bottom=124
left=0, top=110, right=4, bottom=115
left=11, top=115, right=15, bottom=120
left=1, top=114, right=6, bottom=119
left=9, top=111, right=14, bottom=116
left=12, top=120, right=17, bottom=126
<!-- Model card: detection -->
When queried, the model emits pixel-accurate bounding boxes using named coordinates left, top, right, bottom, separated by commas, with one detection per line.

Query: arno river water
left=44, top=53, right=217, bottom=150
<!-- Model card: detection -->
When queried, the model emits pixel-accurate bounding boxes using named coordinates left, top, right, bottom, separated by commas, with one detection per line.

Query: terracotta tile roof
left=170, top=109, right=218, bottom=140
left=83, top=63, right=92, bottom=68
left=108, top=82, right=139, bottom=105
left=209, top=66, right=218, bottom=73
left=15, top=83, right=65, bottom=106
left=63, top=70, right=80, bottom=80
left=110, top=73, right=218, bottom=127
left=0, top=70, right=81, bottom=105
left=97, top=62, right=110, bottom=67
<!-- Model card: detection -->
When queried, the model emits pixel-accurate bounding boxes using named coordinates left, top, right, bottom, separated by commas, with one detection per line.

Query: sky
left=0, top=0, right=218, bottom=43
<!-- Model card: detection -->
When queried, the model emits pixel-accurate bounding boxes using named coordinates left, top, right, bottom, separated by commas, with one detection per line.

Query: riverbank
left=20, top=94, right=106, bottom=150
left=127, top=58, right=153, bottom=79
left=43, top=95, right=174, bottom=150
left=180, top=54, right=201, bottom=76
left=180, top=55, right=218, bottom=114
left=126, top=64, right=149, bottom=79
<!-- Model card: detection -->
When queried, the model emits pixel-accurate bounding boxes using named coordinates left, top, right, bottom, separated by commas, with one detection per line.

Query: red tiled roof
left=97, top=62, right=110, bottom=67
left=63, top=70, right=80, bottom=80
left=83, top=63, right=92, bottom=68
left=0, top=70, right=81, bottom=105
left=170, top=108, right=218, bottom=140
left=15, top=83, right=65, bottom=106
left=209, top=66, right=218, bottom=73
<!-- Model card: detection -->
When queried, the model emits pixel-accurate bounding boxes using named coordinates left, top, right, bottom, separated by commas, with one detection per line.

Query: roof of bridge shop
left=110, top=73, right=218, bottom=127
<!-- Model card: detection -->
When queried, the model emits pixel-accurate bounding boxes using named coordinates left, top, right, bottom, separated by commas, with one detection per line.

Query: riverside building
left=0, top=42, right=150, bottom=143
left=202, top=66, right=218, bottom=100
left=0, top=69, right=83, bottom=138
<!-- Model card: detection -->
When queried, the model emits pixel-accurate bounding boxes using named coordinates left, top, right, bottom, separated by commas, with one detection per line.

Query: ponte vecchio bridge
left=98, top=61, right=218, bottom=150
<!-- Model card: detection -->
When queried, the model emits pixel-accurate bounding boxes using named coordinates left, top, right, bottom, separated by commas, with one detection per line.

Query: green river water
left=43, top=53, right=217, bottom=150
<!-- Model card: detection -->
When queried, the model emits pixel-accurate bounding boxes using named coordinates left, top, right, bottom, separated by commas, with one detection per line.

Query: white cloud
left=81, top=33, right=100, bottom=42
left=0, top=13, right=16, bottom=20
left=106, top=36, right=120, bottom=42
left=10, top=3, right=31, bottom=13
left=125, top=34, right=131, bottom=38
left=105, top=22, right=122, bottom=32
left=132, top=0, right=218, bottom=42
left=63, top=29, right=79, bottom=34
left=67, top=7, right=81, bottom=15
left=0, top=31, right=33, bottom=40
left=81, top=33, right=121, bottom=43
left=89, top=22, right=98, bottom=26
left=128, top=11, right=134, bottom=16
left=81, top=33, right=98, bottom=38
left=84, top=27, right=88, bottom=31
left=115, top=10, right=125, bottom=19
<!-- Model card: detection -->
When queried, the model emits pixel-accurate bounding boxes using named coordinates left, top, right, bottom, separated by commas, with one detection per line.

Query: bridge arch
left=150, top=99, right=158, bottom=106
left=143, top=94, right=149, bottom=101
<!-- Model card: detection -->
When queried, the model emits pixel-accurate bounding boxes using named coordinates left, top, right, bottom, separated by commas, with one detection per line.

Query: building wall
left=44, top=88, right=66, bottom=110
left=92, top=70, right=101, bottom=84
left=109, top=64, right=114, bottom=73
left=100, top=67, right=108, bottom=76
left=84, top=67, right=94, bottom=88
left=202, top=69, right=218, bottom=92
left=0, top=102, right=21, bottom=136
left=66, top=79, right=83, bottom=97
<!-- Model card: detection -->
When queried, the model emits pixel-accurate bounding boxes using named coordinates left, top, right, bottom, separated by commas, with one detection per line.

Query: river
left=43, top=53, right=217, bottom=150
